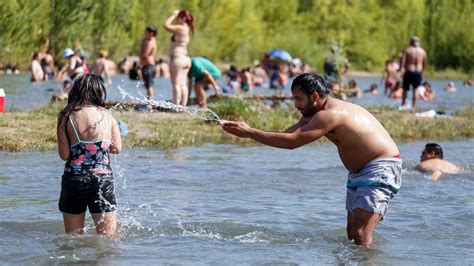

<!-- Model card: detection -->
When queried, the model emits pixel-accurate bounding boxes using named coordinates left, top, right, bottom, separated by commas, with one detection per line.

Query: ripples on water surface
left=1, top=141, right=473, bottom=264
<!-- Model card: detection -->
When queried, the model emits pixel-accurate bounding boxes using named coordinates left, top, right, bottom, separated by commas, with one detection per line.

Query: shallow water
left=0, top=74, right=472, bottom=111
left=1, top=140, right=473, bottom=264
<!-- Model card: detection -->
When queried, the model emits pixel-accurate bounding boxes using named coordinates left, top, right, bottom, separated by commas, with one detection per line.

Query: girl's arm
left=57, top=114, right=70, bottom=160
left=109, top=115, right=122, bottom=154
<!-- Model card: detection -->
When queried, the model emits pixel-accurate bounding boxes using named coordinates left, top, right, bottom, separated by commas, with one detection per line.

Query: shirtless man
left=91, top=50, right=113, bottom=87
left=140, top=26, right=157, bottom=100
left=382, top=59, right=399, bottom=96
left=221, top=73, right=402, bottom=245
left=399, top=36, right=427, bottom=111
left=415, top=143, right=459, bottom=181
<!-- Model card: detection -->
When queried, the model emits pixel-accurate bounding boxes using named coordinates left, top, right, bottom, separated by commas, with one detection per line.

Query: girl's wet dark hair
left=58, top=74, right=107, bottom=131
left=291, top=73, right=330, bottom=97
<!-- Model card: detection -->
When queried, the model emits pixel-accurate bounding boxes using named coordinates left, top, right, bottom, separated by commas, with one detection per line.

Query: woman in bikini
left=164, top=10, right=194, bottom=106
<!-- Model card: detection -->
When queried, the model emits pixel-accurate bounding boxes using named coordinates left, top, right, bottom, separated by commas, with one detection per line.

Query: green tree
left=0, top=0, right=471, bottom=73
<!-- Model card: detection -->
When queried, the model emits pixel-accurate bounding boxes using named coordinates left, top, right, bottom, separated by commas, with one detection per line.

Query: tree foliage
left=0, top=0, right=472, bottom=73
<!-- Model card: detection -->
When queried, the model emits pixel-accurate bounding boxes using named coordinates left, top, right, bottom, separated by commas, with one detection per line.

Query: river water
left=1, top=75, right=473, bottom=264
left=1, top=140, right=473, bottom=264
left=0, top=74, right=472, bottom=111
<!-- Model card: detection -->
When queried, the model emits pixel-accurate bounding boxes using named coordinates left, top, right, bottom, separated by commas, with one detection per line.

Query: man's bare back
left=92, top=58, right=108, bottom=76
left=305, top=97, right=399, bottom=172
left=416, top=159, right=459, bottom=174
left=402, top=46, right=427, bottom=72
left=386, top=61, right=399, bottom=80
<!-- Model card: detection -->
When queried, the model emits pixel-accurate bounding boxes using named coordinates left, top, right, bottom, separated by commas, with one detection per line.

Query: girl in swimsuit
left=57, top=74, right=122, bottom=237
left=164, top=10, right=195, bottom=106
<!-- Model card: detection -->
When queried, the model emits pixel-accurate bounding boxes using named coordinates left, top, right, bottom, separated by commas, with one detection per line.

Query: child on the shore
left=56, top=74, right=122, bottom=237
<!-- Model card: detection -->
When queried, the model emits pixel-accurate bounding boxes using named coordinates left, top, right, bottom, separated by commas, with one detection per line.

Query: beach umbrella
left=266, top=49, right=293, bottom=63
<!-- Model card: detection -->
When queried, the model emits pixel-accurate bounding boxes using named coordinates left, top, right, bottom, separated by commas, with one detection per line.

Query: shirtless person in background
left=399, top=36, right=427, bottom=111
left=415, top=143, right=459, bottom=181
left=31, top=51, right=45, bottom=82
left=91, top=50, right=113, bottom=87
left=221, top=73, right=402, bottom=245
left=383, top=58, right=400, bottom=96
left=140, top=26, right=157, bottom=100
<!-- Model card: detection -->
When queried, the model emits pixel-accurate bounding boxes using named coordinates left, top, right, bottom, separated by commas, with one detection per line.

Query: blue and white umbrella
left=266, top=49, right=293, bottom=63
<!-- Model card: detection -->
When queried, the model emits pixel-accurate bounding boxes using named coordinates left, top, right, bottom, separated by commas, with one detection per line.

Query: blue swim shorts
left=346, top=157, right=402, bottom=217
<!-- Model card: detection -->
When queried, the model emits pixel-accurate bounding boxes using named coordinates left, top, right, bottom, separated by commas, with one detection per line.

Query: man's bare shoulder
left=326, top=97, right=365, bottom=114
left=415, top=160, right=433, bottom=172
left=420, top=47, right=427, bottom=56
left=416, top=158, right=459, bottom=174
left=308, top=98, right=349, bottom=125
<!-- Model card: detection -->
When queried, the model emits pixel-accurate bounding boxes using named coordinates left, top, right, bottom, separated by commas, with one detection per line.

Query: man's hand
left=220, top=120, right=252, bottom=138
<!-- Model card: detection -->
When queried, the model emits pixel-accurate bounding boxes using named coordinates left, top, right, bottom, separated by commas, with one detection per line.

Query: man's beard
left=301, top=103, right=317, bottom=118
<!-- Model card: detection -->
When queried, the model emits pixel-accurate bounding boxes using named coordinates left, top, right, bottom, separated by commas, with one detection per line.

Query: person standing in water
left=399, top=36, right=427, bottom=111
left=221, top=73, right=402, bottom=246
left=30, top=51, right=45, bottom=82
left=59, top=48, right=85, bottom=81
left=41, top=48, right=56, bottom=80
left=139, top=26, right=158, bottom=100
left=382, top=58, right=399, bottom=96
left=57, top=74, right=122, bottom=237
left=164, top=10, right=194, bottom=106
left=91, top=50, right=113, bottom=87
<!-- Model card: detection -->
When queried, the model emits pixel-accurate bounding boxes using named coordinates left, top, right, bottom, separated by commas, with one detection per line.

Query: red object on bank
left=0, top=89, right=5, bottom=112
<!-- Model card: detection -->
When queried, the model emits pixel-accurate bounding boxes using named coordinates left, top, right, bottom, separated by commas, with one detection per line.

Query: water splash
left=116, top=85, right=220, bottom=123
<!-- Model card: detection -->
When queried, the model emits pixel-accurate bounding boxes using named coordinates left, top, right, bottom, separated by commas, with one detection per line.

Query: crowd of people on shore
left=3, top=23, right=468, bottom=111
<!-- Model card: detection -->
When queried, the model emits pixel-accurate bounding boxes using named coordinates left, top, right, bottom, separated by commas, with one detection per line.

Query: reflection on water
left=0, top=140, right=473, bottom=264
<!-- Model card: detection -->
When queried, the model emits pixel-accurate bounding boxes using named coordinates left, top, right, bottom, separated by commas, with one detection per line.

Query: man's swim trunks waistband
left=347, top=157, right=402, bottom=194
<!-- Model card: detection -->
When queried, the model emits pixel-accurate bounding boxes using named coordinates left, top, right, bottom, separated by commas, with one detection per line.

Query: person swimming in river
left=56, top=74, right=122, bottom=238
left=415, top=143, right=459, bottom=181
left=221, top=73, right=402, bottom=246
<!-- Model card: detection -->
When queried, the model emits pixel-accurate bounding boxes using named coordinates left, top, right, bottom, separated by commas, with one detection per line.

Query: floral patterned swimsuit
left=64, top=116, right=112, bottom=176
left=59, top=114, right=117, bottom=214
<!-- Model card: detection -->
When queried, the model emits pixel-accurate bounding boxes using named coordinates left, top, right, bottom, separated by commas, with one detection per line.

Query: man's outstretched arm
left=221, top=114, right=333, bottom=149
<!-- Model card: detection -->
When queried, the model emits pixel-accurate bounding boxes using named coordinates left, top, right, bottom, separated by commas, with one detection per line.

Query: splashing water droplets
left=116, top=85, right=220, bottom=122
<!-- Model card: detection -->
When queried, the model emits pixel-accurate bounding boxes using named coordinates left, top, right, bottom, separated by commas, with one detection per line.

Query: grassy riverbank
left=1, top=98, right=473, bottom=152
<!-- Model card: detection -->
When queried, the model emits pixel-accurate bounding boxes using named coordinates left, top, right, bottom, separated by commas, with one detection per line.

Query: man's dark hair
left=146, top=26, right=157, bottom=36
left=291, top=73, right=330, bottom=97
left=424, top=143, right=443, bottom=159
